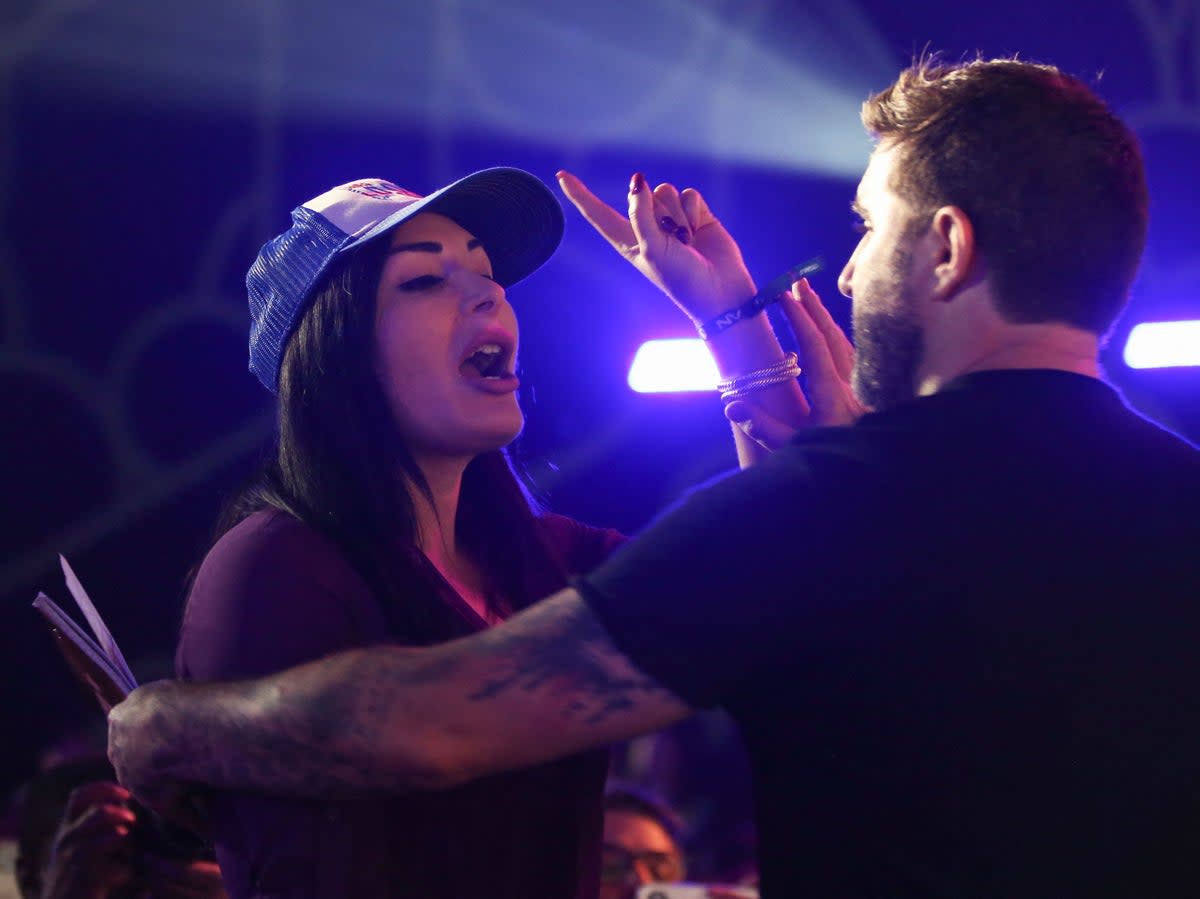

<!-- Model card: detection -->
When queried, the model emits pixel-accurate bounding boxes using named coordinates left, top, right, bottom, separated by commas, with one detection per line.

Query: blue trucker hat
left=247, top=167, right=565, bottom=392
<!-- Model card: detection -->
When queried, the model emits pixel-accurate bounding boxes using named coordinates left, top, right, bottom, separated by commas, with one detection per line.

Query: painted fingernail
left=659, top=215, right=679, bottom=233
left=675, top=226, right=691, bottom=244
left=630, top=172, right=644, bottom=194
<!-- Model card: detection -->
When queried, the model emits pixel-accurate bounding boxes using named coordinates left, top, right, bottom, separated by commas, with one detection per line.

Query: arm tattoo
left=149, top=592, right=680, bottom=796
left=466, top=593, right=667, bottom=725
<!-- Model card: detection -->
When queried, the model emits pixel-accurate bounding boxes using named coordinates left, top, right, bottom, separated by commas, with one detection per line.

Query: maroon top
left=177, top=508, right=624, bottom=899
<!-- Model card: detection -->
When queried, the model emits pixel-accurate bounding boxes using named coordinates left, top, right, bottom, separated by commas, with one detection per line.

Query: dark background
left=2, top=0, right=1197, bottom=824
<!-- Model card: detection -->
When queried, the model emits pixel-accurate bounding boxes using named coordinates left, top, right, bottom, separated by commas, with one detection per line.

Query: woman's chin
left=469, top=414, right=525, bottom=455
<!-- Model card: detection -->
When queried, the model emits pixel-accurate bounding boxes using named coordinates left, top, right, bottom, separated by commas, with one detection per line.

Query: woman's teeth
left=464, top=344, right=505, bottom=378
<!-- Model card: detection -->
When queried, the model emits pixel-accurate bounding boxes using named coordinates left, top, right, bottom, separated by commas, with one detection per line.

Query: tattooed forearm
left=109, top=589, right=691, bottom=801
left=109, top=653, right=415, bottom=800
left=240, top=591, right=687, bottom=791
left=213, top=649, right=464, bottom=795
left=466, top=592, right=669, bottom=725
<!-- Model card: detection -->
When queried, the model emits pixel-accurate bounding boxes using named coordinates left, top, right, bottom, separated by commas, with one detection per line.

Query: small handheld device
left=695, top=257, right=824, bottom=340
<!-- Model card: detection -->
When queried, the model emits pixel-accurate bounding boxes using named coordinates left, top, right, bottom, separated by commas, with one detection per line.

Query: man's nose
left=837, top=257, right=854, bottom=298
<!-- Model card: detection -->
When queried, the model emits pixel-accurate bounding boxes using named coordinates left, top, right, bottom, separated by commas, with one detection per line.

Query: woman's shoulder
left=535, top=511, right=627, bottom=573
left=196, top=508, right=345, bottom=578
left=214, top=505, right=329, bottom=549
left=179, top=509, right=380, bottom=678
left=194, top=507, right=370, bottom=601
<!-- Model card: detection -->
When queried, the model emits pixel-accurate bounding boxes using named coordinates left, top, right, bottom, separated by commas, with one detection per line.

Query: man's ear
left=928, top=205, right=975, bottom=302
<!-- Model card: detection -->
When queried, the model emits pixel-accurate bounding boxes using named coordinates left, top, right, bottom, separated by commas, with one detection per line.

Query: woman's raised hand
left=557, top=168, right=866, bottom=463
left=556, top=170, right=756, bottom=324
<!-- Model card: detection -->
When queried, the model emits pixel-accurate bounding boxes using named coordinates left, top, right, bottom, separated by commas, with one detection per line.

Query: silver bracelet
left=717, top=353, right=802, bottom=402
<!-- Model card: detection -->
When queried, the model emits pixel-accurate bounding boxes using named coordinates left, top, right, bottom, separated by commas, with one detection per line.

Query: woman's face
left=373, top=212, right=523, bottom=462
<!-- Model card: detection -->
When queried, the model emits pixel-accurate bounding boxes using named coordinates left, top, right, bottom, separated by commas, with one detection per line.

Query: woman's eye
left=852, top=217, right=870, bottom=235
left=399, top=275, right=444, bottom=292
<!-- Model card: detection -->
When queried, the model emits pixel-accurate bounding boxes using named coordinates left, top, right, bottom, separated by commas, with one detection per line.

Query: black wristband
left=696, top=257, right=824, bottom=340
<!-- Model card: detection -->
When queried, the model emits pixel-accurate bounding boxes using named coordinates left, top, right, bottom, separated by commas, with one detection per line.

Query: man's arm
left=108, top=588, right=692, bottom=808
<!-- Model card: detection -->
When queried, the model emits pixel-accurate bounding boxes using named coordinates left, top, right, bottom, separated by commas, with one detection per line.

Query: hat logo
left=344, top=180, right=421, bottom=201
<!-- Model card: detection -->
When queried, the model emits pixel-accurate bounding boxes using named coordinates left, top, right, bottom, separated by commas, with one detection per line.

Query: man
left=600, top=788, right=688, bottom=899
left=109, top=56, right=1200, bottom=896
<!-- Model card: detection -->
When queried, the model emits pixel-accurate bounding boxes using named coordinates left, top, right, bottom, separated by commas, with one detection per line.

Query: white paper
left=58, top=554, right=137, bottom=689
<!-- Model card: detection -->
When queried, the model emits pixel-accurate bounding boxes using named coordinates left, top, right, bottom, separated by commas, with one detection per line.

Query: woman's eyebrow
left=388, top=238, right=484, bottom=255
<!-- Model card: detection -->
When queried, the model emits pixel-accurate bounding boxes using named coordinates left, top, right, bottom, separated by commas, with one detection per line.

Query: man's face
left=599, top=809, right=684, bottom=899
left=838, top=143, right=929, bottom=412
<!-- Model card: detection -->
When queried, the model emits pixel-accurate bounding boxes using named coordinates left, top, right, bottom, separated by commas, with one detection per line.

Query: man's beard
left=850, top=242, right=924, bottom=412
left=851, top=298, right=923, bottom=412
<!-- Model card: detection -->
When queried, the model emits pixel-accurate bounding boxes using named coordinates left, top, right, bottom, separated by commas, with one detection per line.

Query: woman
left=178, top=169, right=625, bottom=898
left=175, top=163, right=831, bottom=898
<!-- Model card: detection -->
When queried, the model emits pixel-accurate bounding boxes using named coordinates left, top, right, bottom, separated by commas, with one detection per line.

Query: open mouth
left=460, top=342, right=514, bottom=380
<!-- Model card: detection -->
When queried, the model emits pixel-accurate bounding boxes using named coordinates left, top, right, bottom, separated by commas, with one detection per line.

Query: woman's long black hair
left=206, top=231, right=570, bottom=642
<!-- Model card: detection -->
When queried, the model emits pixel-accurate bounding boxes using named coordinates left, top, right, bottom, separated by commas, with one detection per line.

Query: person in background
left=13, top=758, right=223, bottom=899
left=608, top=711, right=757, bottom=886
left=601, top=786, right=757, bottom=899
left=600, top=786, right=687, bottom=899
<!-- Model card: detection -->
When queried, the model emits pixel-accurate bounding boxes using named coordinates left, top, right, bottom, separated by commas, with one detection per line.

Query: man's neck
left=917, top=321, right=1101, bottom=397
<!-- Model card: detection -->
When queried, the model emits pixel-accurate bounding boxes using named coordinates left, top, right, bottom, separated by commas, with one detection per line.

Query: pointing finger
left=556, top=169, right=637, bottom=254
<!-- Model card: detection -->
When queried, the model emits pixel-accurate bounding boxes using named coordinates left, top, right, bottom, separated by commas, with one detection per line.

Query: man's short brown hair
left=862, top=56, right=1148, bottom=334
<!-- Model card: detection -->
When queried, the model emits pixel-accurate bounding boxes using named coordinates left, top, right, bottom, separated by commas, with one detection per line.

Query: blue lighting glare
left=20, top=3, right=892, bottom=178
left=627, top=339, right=719, bottom=393
left=1123, top=321, right=1200, bottom=369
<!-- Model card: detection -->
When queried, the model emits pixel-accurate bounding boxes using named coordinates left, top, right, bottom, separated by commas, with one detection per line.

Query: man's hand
left=109, top=681, right=204, bottom=830
left=724, top=279, right=866, bottom=450
left=557, top=170, right=756, bottom=322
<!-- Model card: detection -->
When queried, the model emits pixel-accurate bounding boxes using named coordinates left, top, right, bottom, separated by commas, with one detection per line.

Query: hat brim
left=340, top=167, right=564, bottom=288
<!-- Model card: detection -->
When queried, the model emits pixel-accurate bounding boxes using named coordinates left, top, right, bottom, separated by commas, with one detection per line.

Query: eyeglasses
left=600, top=842, right=684, bottom=884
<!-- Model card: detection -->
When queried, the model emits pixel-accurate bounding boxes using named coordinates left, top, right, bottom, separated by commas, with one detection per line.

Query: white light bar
left=1123, top=320, right=1200, bottom=369
left=627, top=338, right=720, bottom=393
